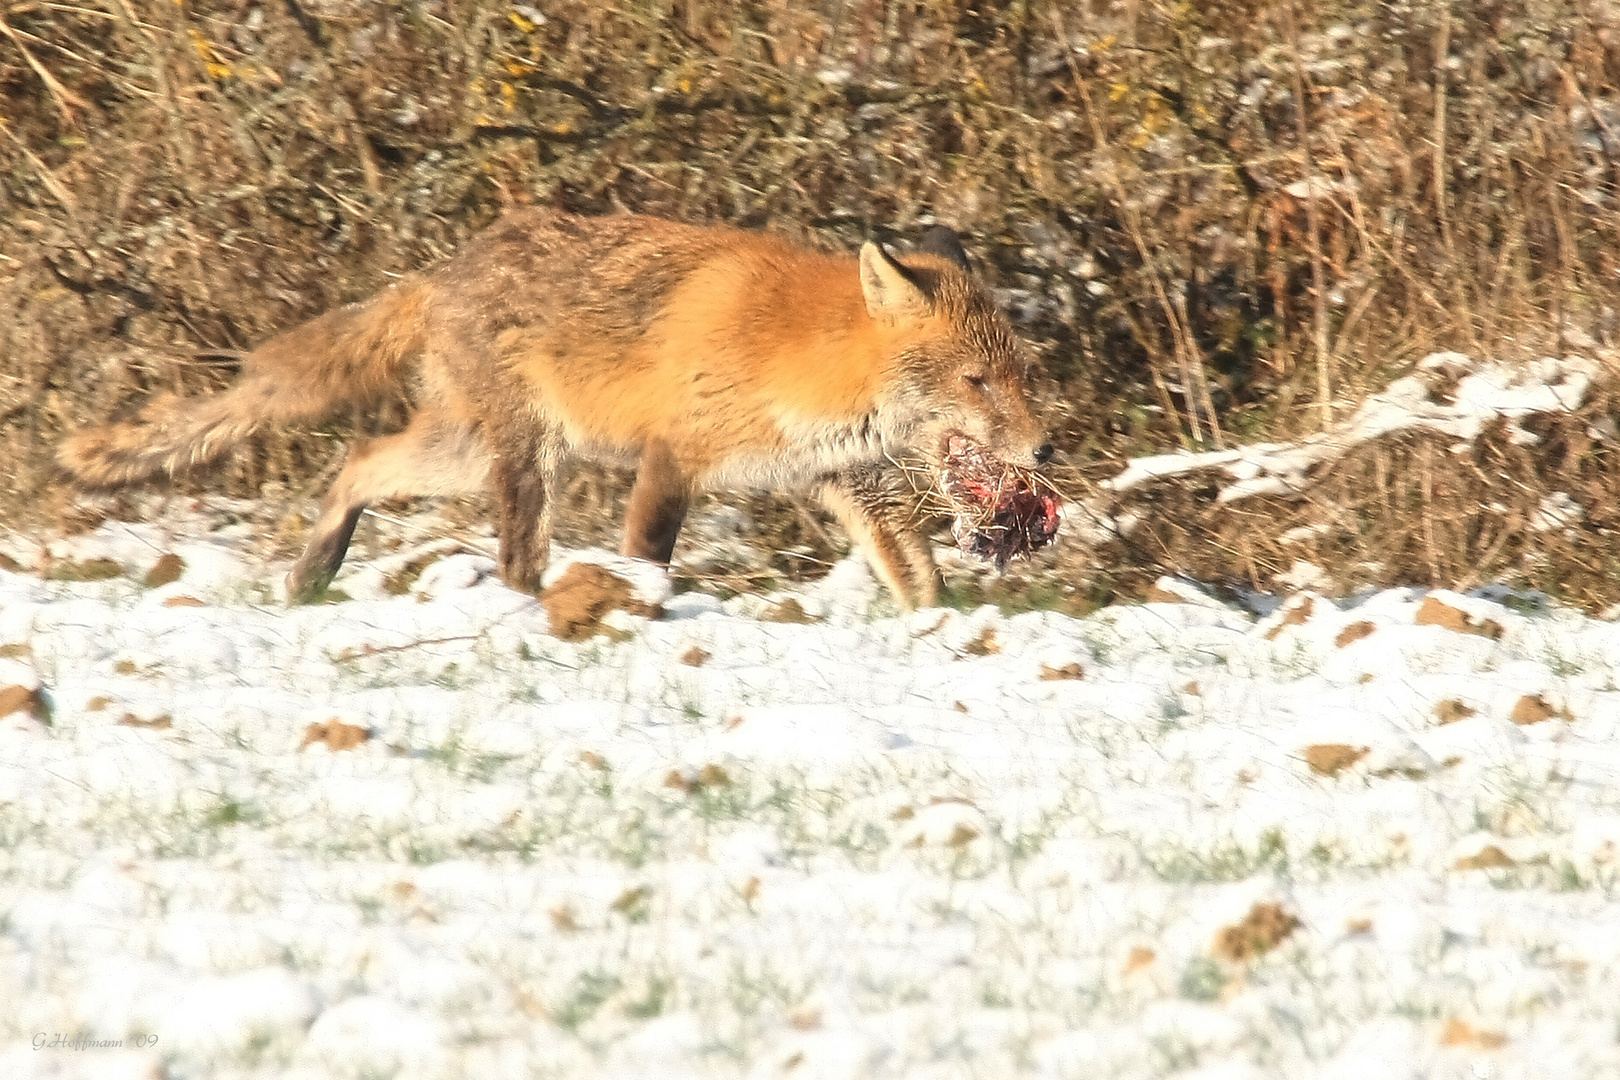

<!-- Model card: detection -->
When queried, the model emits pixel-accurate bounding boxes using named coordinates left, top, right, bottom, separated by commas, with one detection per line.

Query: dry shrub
left=2, top=2, right=1619, bottom=601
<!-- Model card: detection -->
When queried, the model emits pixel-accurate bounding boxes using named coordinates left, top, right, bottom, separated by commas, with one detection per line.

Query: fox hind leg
left=816, top=466, right=942, bottom=611
left=621, top=437, right=691, bottom=565
left=287, top=415, right=489, bottom=602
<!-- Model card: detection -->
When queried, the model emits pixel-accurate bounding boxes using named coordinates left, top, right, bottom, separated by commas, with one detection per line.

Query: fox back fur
left=59, top=209, right=1050, bottom=608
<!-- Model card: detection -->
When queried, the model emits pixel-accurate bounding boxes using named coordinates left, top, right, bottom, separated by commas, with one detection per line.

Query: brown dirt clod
left=1039, top=662, right=1084, bottom=681
left=1510, top=695, right=1557, bottom=726
left=1335, top=621, right=1378, bottom=648
left=1265, top=597, right=1316, bottom=640
left=1415, top=596, right=1504, bottom=640
left=1213, top=902, right=1302, bottom=962
left=680, top=645, right=711, bottom=667
left=142, top=553, right=185, bottom=588
left=541, top=564, right=662, bottom=641
left=1304, top=744, right=1369, bottom=777
left=1440, top=1019, right=1508, bottom=1050
left=611, top=886, right=650, bottom=916
left=1434, top=699, right=1477, bottom=725
left=300, top=719, right=371, bottom=751
left=1454, top=845, right=1517, bottom=871
left=665, top=763, right=731, bottom=794
left=163, top=595, right=207, bottom=608
left=0, top=683, right=48, bottom=722
left=763, top=598, right=817, bottom=624
left=118, top=712, right=172, bottom=730
left=961, top=626, right=1000, bottom=657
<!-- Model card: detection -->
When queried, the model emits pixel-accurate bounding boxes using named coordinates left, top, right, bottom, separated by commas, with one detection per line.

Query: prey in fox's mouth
left=924, top=434, right=1062, bottom=569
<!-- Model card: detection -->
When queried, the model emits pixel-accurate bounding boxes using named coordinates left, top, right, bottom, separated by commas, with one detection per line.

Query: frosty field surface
left=4, top=516, right=1620, bottom=1079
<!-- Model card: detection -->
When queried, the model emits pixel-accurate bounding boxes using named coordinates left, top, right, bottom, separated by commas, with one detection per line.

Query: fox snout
left=1010, top=437, right=1055, bottom=469
left=985, top=410, right=1052, bottom=469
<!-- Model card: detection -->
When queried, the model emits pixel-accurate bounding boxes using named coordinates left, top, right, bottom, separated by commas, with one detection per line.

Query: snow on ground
left=4, top=507, right=1620, bottom=1079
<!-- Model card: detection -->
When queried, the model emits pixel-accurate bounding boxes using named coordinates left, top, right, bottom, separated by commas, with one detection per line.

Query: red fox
left=59, top=210, right=1051, bottom=609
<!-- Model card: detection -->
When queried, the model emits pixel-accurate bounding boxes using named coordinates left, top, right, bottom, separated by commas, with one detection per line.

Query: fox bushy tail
left=58, top=281, right=427, bottom=489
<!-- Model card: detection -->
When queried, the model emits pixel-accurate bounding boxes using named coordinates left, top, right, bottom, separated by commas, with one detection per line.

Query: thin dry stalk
left=1283, top=4, right=1333, bottom=429
left=1429, top=4, right=1476, bottom=341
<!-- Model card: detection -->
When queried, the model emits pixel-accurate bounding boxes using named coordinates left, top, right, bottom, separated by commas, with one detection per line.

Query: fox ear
left=918, top=225, right=972, bottom=274
left=859, top=241, right=927, bottom=319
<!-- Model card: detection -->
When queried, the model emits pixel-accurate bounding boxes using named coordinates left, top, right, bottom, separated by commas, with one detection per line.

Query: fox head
left=859, top=229, right=1051, bottom=471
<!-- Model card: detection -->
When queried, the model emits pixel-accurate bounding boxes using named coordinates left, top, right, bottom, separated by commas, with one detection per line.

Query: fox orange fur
left=58, top=210, right=1050, bottom=608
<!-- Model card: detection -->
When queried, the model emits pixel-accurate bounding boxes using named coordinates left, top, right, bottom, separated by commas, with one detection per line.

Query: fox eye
left=962, top=373, right=988, bottom=390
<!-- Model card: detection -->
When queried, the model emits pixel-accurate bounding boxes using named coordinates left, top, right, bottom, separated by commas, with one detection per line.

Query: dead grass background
left=2, top=0, right=1619, bottom=605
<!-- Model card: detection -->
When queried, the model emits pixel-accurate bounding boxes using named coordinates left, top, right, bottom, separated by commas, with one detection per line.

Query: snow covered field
left=4, top=506, right=1620, bottom=1079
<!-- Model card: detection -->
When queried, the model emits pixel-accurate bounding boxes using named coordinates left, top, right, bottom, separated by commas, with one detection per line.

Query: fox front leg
left=491, top=425, right=561, bottom=595
left=816, top=465, right=941, bottom=610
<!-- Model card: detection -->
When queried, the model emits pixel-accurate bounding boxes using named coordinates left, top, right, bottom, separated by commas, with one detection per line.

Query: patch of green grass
left=625, top=976, right=672, bottom=1019
left=204, top=798, right=254, bottom=829
left=980, top=984, right=1015, bottom=1009
left=1142, top=828, right=1289, bottom=883
left=46, top=558, right=124, bottom=582
left=1178, top=956, right=1228, bottom=1003
left=552, top=970, right=622, bottom=1031
left=294, top=583, right=352, bottom=605
left=939, top=575, right=1102, bottom=617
